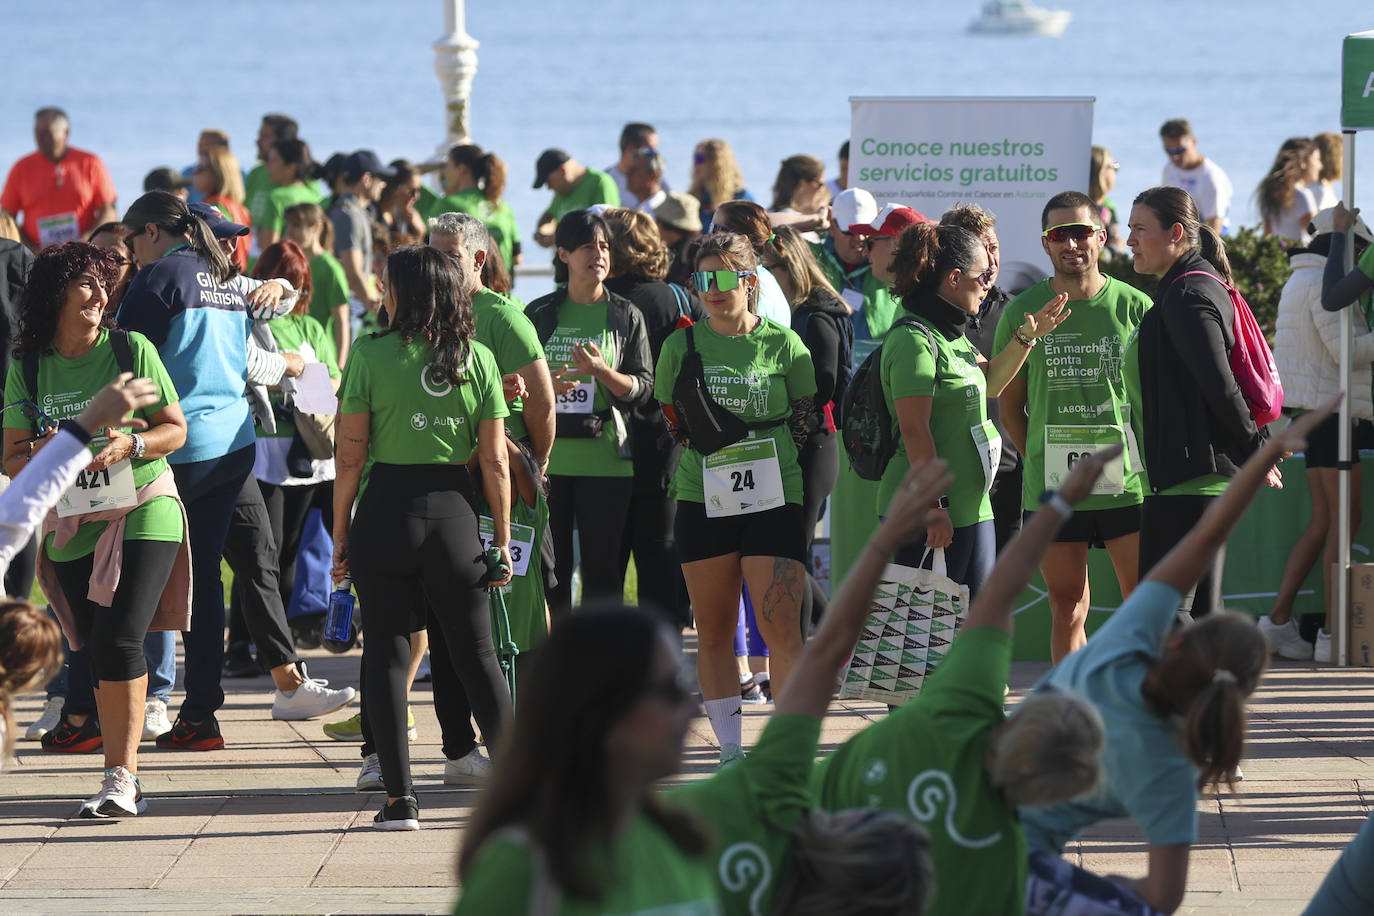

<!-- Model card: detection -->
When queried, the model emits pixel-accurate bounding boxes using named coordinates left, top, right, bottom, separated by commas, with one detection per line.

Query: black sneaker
left=372, top=795, right=420, bottom=831
left=223, top=642, right=263, bottom=678
left=40, top=714, right=102, bottom=753
left=155, top=714, right=225, bottom=751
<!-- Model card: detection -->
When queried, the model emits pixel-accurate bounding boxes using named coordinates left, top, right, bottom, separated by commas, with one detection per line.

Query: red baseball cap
left=849, top=204, right=929, bottom=239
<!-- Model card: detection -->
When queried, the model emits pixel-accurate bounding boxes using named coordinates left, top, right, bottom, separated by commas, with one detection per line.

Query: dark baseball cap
left=143, top=167, right=192, bottom=193
left=344, top=150, right=398, bottom=182
left=533, top=148, right=570, bottom=189
left=188, top=201, right=250, bottom=239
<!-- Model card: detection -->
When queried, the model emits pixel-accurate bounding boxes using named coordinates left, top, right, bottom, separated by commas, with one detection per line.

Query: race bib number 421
left=57, top=459, right=137, bottom=517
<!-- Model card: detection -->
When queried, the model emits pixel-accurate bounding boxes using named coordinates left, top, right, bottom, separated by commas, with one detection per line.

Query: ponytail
left=122, top=190, right=232, bottom=285
left=1197, top=224, right=1233, bottom=285
left=889, top=222, right=981, bottom=304
left=1182, top=672, right=1246, bottom=789
left=482, top=153, right=506, bottom=203
left=183, top=214, right=234, bottom=284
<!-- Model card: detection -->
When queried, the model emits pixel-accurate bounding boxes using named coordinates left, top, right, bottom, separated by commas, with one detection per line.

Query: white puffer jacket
left=1273, top=252, right=1374, bottom=419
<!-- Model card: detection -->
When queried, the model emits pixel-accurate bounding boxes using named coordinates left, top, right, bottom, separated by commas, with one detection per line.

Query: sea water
left=3, top=0, right=1371, bottom=297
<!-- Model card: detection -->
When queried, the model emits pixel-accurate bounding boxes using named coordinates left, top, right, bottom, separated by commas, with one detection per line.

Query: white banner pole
left=1337, top=130, right=1356, bottom=667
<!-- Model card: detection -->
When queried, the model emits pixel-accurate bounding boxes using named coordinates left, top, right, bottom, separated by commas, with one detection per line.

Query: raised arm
left=1146, top=395, right=1340, bottom=594
left=965, top=444, right=1120, bottom=633
left=1321, top=211, right=1374, bottom=312
left=774, top=459, right=953, bottom=720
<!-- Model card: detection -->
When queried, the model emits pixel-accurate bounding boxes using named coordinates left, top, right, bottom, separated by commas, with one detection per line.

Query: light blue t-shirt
left=1019, top=581, right=1199, bottom=852
left=755, top=267, right=793, bottom=327
left=1304, top=811, right=1374, bottom=915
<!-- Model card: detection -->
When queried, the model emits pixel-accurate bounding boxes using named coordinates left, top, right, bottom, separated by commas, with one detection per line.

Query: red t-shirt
left=205, top=195, right=253, bottom=272
left=0, top=147, right=117, bottom=248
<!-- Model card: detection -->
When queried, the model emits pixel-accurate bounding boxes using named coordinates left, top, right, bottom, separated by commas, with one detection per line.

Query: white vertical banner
left=849, top=97, right=1095, bottom=280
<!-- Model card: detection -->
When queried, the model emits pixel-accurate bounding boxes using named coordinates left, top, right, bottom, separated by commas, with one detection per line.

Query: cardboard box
left=1348, top=563, right=1374, bottom=666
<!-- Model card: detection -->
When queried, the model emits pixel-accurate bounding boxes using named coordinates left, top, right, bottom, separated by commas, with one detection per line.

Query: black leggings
left=1138, top=493, right=1223, bottom=619
left=547, top=474, right=634, bottom=617
left=349, top=463, right=511, bottom=798
left=222, top=477, right=300, bottom=672
left=798, top=430, right=839, bottom=626
left=52, top=539, right=179, bottom=683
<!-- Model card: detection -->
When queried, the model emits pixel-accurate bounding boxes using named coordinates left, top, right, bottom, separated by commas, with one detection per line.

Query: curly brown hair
left=14, top=241, right=118, bottom=358
left=888, top=223, right=982, bottom=304
left=605, top=208, right=669, bottom=281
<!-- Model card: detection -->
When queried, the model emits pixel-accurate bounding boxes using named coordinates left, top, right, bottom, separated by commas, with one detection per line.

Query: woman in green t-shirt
left=2, top=241, right=187, bottom=819
left=881, top=222, right=1066, bottom=598
left=435, top=144, right=521, bottom=274
left=332, top=245, right=514, bottom=830
left=653, top=231, right=817, bottom=765
left=284, top=202, right=351, bottom=365
left=255, top=139, right=323, bottom=252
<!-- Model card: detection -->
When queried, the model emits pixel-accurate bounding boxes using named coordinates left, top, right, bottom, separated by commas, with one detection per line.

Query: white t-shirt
left=1270, top=184, right=1318, bottom=243
left=1308, top=180, right=1339, bottom=212
left=605, top=163, right=670, bottom=208
left=1161, top=156, right=1233, bottom=227
left=632, top=189, right=668, bottom=215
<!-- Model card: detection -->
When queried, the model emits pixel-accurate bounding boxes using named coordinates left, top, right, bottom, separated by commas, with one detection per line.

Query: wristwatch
left=1038, top=489, right=1073, bottom=519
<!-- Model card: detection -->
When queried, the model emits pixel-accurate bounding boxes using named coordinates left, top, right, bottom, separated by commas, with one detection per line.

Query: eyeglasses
left=3, top=399, right=58, bottom=442
left=690, top=269, right=754, bottom=293
left=124, top=225, right=146, bottom=244
left=961, top=265, right=995, bottom=289
left=1164, top=146, right=1187, bottom=157
left=109, top=255, right=132, bottom=266
left=1041, top=222, right=1101, bottom=243
left=862, top=236, right=890, bottom=252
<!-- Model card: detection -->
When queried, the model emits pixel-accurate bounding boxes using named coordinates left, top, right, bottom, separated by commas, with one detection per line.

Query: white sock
left=738, top=673, right=754, bottom=686
left=703, top=696, right=743, bottom=748
left=752, top=672, right=769, bottom=685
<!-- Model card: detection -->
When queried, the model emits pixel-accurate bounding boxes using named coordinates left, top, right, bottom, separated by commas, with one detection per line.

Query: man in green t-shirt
left=427, top=212, right=556, bottom=474
left=243, top=113, right=297, bottom=222
left=531, top=148, right=620, bottom=248
left=995, top=191, right=1152, bottom=662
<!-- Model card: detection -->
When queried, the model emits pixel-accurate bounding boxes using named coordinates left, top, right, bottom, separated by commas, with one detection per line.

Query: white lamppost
left=433, top=0, right=479, bottom=154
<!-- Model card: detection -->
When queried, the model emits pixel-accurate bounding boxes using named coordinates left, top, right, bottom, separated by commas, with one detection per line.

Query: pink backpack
left=1172, top=271, right=1283, bottom=428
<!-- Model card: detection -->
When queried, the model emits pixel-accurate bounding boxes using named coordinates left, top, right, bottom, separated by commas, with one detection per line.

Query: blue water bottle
left=323, top=576, right=357, bottom=653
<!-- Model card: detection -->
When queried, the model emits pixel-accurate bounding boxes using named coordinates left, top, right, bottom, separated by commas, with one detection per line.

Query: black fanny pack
left=556, top=409, right=612, bottom=439
left=670, top=325, right=772, bottom=455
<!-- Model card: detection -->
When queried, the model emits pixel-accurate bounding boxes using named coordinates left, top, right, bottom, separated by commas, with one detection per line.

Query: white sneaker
left=1258, top=617, right=1315, bottom=660
left=272, top=664, right=357, bottom=720
left=25, top=696, right=64, bottom=741
left=142, top=698, right=172, bottom=741
left=718, top=743, right=746, bottom=769
left=444, top=747, right=492, bottom=785
left=356, top=753, right=384, bottom=792
left=1315, top=629, right=1333, bottom=664
left=77, top=766, right=146, bottom=818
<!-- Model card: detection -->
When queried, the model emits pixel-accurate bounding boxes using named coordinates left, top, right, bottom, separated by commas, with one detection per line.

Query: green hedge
left=1099, top=227, right=1294, bottom=345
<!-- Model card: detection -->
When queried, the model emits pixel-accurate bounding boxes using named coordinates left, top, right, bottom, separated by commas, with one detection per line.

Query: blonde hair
left=0, top=601, right=63, bottom=765
left=203, top=146, right=245, bottom=205
left=689, top=139, right=746, bottom=210
left=605, top=208, right=669, bottom=280
left=0, top=210, right=18, bottom=243
left=762, top=225, right=844, bottom=310
left=989, top=690, right=1104, bottom=807
left=772, top=809, right=933, bottom=916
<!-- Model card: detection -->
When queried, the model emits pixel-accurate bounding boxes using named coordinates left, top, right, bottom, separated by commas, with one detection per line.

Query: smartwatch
left=1038, top=489, right=1074, bottom=519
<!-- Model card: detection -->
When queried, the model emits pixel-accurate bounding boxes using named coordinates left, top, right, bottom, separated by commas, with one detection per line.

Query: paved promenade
left=0, top=648, right=1369, bottom=915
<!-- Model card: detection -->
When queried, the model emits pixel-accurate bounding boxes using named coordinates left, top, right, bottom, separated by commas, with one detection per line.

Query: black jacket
left=604, top=276, right=703, bottom=489
left=964, top=285, right=1021, bottom=470
left=1138, top=249, right=1265, bottom=492
left=0, top=240, right=33, bottom=386
left=791, top=287, right=849, bottom=431
left=525, top=287, right=655, bottom=460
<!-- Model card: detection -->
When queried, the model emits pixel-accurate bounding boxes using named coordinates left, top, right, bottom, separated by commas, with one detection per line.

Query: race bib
left=1044, top=425, right=1126, bottom=494
left=555, top=380, right=596, bottom=414
left=840, top=287, right=864, bottom=312
left=478, top=516, right=535, bottom=577
left=37, top=212, right=80, bottom=246
left=970, top=420, right=1002, bottom=494
left=57, top=459, right=137, bottom=518
left=703, top=437, right=785, bottom=518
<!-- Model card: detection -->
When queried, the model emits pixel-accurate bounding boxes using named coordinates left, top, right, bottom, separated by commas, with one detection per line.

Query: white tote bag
left=838, top=549, right=970, bottom=705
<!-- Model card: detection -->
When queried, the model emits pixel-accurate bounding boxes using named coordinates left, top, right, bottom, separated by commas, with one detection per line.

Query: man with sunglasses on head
left=995, top=191, right=1152, bottom=663
left=1159, top=119, right=1232, bottom=235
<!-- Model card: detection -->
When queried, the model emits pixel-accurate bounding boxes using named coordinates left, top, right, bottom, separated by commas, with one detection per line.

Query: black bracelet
left=58, top=419, right=93, bottom=445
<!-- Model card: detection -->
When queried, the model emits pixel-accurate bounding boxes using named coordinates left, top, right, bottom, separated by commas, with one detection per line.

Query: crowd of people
left=2, top=104, right=1374, bottom=913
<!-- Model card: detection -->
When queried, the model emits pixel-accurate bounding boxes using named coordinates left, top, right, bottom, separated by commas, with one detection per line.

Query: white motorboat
left=968, top=0, right=1072, bottom=37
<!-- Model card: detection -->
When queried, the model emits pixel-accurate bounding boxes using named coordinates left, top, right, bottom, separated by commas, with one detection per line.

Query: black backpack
left=840, top=316, right=937, bottom=481
left=23, top=328, right=134, bottom=434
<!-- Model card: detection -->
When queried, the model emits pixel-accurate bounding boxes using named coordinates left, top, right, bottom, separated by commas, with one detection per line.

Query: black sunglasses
left=3, top=399, right=58, bottom=442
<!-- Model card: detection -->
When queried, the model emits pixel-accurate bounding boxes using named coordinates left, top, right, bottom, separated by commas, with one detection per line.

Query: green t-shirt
left=308, top=252, right=350, bottom=335
left=454, top=816, right=722, bottom=915
left=995, top=277, right=1151, bottom=511
left=547, top=168, right=620, bottom=223
left=1121, top=322, right=1227, bottom=497
left=244, top=163, right=275, bottom=222
left=878, top=320, right=996, bottom=528
left=432, top=188, right=522, bottom=273
left=3, top=330, right=182, bottom=561
left=1360, top=241, right=1374, bottom=283
left=473, top=288, right=544, bottom=444
left=543, top=300, right=630, bottom=478
left=255, top=182, right=322, bottom=237
left=338, top=333, right=507, bottom=465
left=654, top=318, right=818, bottom=505
left=814, top=627, right=1025, bottom=916
left=669, top=715, right=821, bottom=916
left=477, top=486, right=549, bottom=653
left=259, top=315, right=340, bottom=440
left=862, top=269, right=901, bottom=342
left=416, top=185, right=441, bottom=221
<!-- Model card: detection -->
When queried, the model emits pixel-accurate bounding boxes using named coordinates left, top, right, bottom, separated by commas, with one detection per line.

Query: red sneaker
left=155, top=715, right=225, bottom=751
left=40, top=715, right=103, bottom=753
